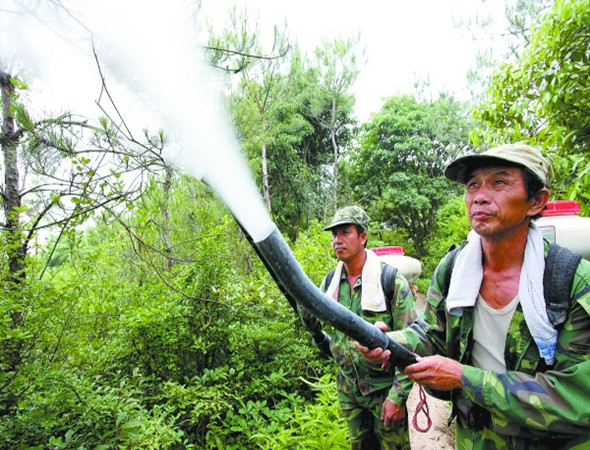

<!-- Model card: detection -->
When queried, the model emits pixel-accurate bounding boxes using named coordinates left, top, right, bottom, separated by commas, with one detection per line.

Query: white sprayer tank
left=371, top=246, right=422, bottom=284
left=537, top=200, right=590, bottom=260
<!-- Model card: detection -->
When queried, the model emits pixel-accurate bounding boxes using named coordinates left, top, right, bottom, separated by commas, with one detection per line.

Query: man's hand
left=355, top=321, right=392, bottom=367
left=381, top=399, right=406, bottom=430
left=356, top=344, right=392, bottom=366
left=404, top=355, right=463, bottom=391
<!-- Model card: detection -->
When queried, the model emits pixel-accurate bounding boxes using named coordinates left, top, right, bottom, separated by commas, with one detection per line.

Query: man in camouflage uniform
left=303, top=205, right=416, bottom=449
left=359, top=144, right=590, bottom=449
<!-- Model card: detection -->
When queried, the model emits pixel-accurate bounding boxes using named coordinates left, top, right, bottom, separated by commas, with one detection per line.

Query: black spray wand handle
left=237, top=222, right=331, bottom=353
left=252, top=226, right=417, bottom=370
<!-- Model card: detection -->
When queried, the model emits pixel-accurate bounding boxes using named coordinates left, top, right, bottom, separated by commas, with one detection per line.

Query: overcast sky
left=2, top=0, right=510, bottom=124
left=201, top=0, right=509, bottom=121
left=0, top=0, right=504, bottom=120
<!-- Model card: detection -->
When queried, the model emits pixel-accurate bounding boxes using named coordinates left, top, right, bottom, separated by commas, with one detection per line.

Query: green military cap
left=324, top=205, right=369, bottom=232
left=444, top=143, right=554, bottom=186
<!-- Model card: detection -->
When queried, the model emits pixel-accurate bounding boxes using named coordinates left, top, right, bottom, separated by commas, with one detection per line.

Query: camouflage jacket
left=304, top=261, right=417, bottom=406
left=390, top=242, right=590, bottom=449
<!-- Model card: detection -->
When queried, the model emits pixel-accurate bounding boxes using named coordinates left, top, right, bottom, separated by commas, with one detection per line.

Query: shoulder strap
left=442, top=244, right=463, bottom=298
left=543, top=243, right=582, bottom=327
left=380, top=263, right=398, bottom=302
left=323, top=269, right=336, bottom=292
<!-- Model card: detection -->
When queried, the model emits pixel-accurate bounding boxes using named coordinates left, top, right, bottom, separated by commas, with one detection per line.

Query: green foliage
left=233, top=66, right=326, bottom=241
left=2, top=368, right=185, bottom=448
left=310, top=35, right=365, bottom=208
left=224, top=29, right=361, bottom=241
left=345, top=94, right=471, bottom=258
left=248, top=374, right=348, bottom=449
left=473, top=0, right=590, bottom=208
left=0, top=170, right=336, bottom=448
left=292, top=219, right=337, bottom=286
left=417, top=195, right=471, bottom=292
left=209, top=11, right=335, bottom=241
left=11, top=3, right=590, bottom=448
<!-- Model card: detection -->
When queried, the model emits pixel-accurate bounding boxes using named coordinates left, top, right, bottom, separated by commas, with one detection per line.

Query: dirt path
left=407, top=385, right=455, bottom=449
left=406, top=291, right=456, bottom=449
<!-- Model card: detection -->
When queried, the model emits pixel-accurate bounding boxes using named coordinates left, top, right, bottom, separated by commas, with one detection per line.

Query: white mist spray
left=4, top=0, right=275, bottom=242
left=4, top=0, right=411, bottom=356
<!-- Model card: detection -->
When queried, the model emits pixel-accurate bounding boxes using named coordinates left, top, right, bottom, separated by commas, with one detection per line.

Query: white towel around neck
left=446, top=224, right=557, bottom=365
left=325, top=249, right=387, bottom=312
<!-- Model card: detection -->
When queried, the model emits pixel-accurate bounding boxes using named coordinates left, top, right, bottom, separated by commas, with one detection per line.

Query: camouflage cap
left=324, top=206, right=369, bottom=232
left=444, top=143, right=554, bottom=186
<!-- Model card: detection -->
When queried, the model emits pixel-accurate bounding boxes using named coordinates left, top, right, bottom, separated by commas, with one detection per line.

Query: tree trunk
left=1, top=70, right=26, bottom=278
left=162, top=165, right=174, bottom=269
left=0, top=69, right=25, bottom=416
left=330, top=97, right=339, bottom=210
left=261, top=119, right=271, bottom=211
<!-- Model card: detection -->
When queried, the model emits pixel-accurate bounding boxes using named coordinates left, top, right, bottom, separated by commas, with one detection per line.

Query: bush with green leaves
left=416, top=194, right=470, bottom=292
left=246, top=374, right=348, bottom=450
left=0, top=172, right=342, bottom=448
left=473, top=0, right=590, bottom=210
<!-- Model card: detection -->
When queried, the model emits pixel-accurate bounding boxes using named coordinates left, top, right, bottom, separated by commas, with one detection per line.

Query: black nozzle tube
left=255, top=226, right=417, bottom=370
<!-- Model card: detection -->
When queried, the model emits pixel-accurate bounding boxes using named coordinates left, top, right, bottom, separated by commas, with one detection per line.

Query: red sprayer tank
left=537, top=200, right=590, bottom=260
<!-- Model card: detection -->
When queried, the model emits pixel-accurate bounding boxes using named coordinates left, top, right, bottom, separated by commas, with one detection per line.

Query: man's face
left=330, top=224, right=367, bottom=263
left=464, top=166, right=543, bottom=239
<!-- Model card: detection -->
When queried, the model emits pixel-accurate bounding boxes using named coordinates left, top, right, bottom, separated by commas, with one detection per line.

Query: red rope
left=412, top=385, right=432, bottom=432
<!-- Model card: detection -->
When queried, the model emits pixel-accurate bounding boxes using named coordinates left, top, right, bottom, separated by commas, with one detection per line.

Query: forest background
left=0, top=0, right=589, bottom=448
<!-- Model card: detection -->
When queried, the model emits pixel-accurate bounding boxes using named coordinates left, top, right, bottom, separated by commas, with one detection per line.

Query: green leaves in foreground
left=249, top=374, right=348, bottom=450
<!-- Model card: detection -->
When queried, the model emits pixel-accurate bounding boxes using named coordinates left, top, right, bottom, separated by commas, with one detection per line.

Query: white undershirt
left=472, top=293, right=520, bottom=372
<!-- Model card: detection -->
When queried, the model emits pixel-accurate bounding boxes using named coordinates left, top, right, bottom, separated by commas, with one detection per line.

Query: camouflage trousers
left=337, top=373, right=410, bottom=450
left=456, top=421, right=590, bottom=450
